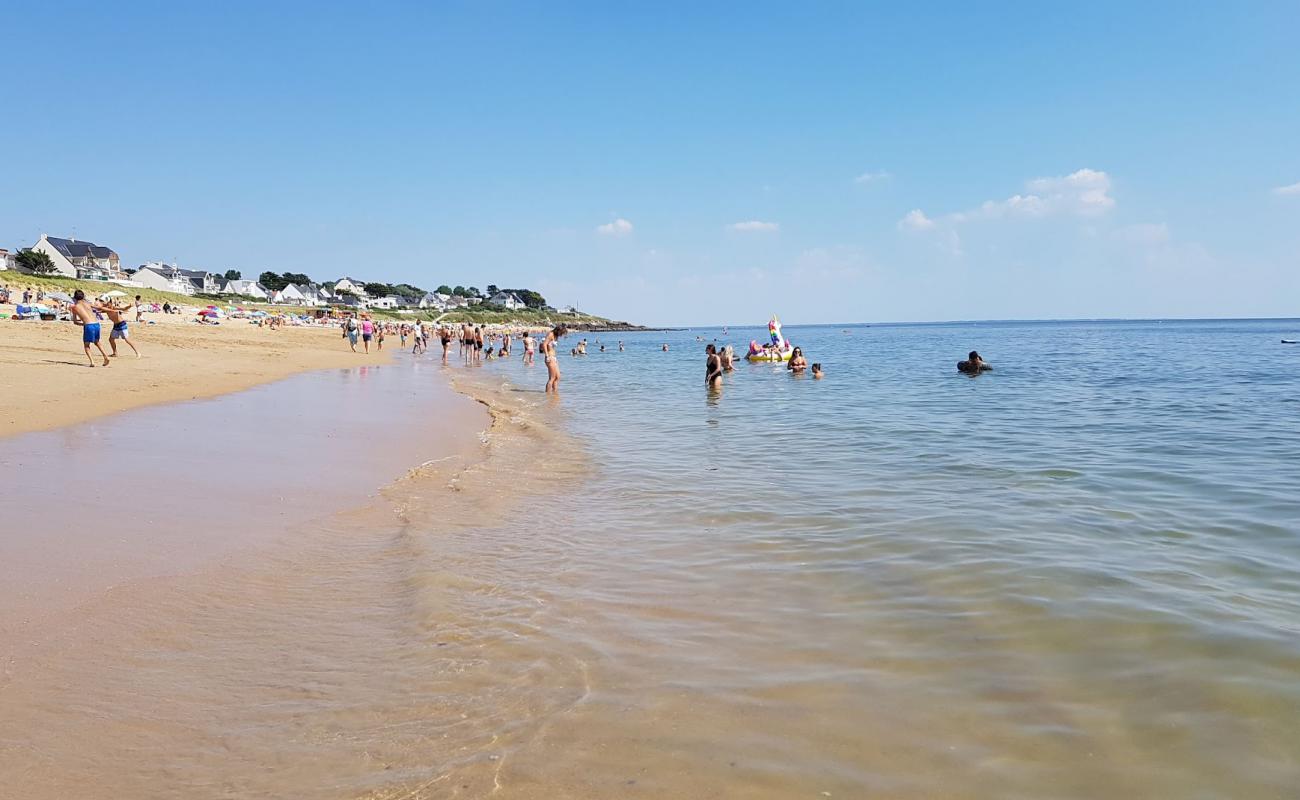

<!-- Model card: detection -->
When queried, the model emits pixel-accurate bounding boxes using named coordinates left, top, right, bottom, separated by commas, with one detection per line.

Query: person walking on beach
left=360, top=315, right=375, bottom=353
left=705, top=343, right=723, bottom=387
left=69, top=290, right=111, bottom=367
left=542, top=325, right=567, bottom=392
left=344, top=314, right=360, bottom=352
left=101, top=298, right=141, bottom=359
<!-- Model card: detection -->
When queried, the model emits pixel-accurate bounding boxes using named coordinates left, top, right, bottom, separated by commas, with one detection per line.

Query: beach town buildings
left=332, top=276, right=367, bottom=297
left=488, top=291, right=526, bottom=310
left=29, top=234, right=123, bottom=280
left=220, top=279, right=270, bottom=300
left=134, top=263, right=211, bottom=295
left=272, top=283, right=332, bottom=306
left=0, top=248, right=14, bottom=271
left=418, top=292, right=450, bottom=310
left=367, top=295, right=401, bottom=310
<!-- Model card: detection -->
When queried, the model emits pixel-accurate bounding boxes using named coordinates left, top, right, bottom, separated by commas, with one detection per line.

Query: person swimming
left=787, top=347, right=808, bottom=373
left=811, top=363, right=824, bottom=379
left=957, top=350, right=992, bottom=374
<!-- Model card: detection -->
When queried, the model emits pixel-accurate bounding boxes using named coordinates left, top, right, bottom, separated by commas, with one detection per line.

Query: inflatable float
left=746, top=315, right=794, bottom=362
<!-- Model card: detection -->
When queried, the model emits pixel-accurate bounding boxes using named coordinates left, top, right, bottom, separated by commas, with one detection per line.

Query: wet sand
left=0, top=360, right=486, bottom=650
left=0, top=308, right=377, bottom=437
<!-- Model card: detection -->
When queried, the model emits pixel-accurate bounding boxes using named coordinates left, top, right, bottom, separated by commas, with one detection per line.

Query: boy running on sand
left=100, top=297, right=141, bottom=358
left=69, top=290, right=112, bottom=367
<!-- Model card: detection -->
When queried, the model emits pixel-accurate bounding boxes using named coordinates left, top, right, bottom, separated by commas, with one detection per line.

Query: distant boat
left=1283, top=339, right=1297, bottom=344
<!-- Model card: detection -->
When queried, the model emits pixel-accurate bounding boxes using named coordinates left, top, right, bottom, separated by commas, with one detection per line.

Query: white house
left=488, top=291, right=526, bottom=310
left=135, top=263, right=200, bottom=295
left=332, top=276, right=367, bottom=297
left=0, top=248, right=14, bottom=271
left=29, top=234, right=122, bottom=279
left=221, top=279, right=270, bottom=300
left=418, top=292, right=448, bottom=310
left=273, top=283, right=333, bottom=306
left=368, top=295, right=400, bottom=310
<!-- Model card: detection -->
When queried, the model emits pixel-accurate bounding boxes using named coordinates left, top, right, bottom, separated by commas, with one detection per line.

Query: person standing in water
left=523, top=331, right=536, bottom=365
left=542, top=325, right=568, bottom=392
left=705, top=343, right=723, bottom=387
left=787, top=347, right=808, bottom=373
left=69, top=290, right=112, bottom=367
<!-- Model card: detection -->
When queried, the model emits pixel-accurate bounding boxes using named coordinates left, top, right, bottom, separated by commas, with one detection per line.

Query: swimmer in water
left=787, top=347, right=808, bottom=373
left=812, top=363, right=824, bottom=379
left=957, top=350, right=992, bottom=374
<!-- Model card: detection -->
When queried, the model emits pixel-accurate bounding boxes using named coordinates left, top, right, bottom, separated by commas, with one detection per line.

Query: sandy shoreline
left=0, top=308, right=382, bottom=438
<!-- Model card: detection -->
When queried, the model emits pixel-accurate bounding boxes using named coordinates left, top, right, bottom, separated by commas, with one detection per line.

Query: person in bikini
left=100, top=296, right=141, bottom=358
left=523, top=331, right=536, bottom=365
left=69, top=290, right=112, bottom=367
left=542, top=324, right=568, bottom=392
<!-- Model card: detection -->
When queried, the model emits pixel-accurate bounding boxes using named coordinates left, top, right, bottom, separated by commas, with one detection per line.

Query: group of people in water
left=704, top=342, right=824, bottom=387
left=339, top=313, right=989, bottom=394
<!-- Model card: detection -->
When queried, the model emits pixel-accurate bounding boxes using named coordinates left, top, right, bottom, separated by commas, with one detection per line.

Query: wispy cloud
left=596, top=218, right=633, bottom=236
left=897, top=209, right=935, bottom=231
left=854, top=170, right=891, bottom=184
left=951, top=168, right=1115, bottom=222
left=907, top=168, right=1116, bottom=231
left=1115, top=222, right=1170, bottom=246
left=728, top=220, right=780, bottom=232
left=1273, top=181, right=1300, bottom=196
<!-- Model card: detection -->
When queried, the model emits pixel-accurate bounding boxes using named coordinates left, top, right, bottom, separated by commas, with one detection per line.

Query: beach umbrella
left=197, top=308, right=218, bottom=316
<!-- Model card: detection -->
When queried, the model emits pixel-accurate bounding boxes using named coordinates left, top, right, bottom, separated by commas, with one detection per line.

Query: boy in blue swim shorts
left=70, top=289, right=112, bottom=367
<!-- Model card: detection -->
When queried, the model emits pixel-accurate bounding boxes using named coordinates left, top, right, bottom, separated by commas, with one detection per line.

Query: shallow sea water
left=2, top=319, right=1298, bottom=799
left=455, top=319, right=1300, bottom=798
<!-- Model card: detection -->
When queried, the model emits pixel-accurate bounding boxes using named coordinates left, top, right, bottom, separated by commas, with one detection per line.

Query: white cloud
left=951, top=168, right=1115, bottom=222
left=913, top=168, right=1117, bottom=229
left=728, top=220, right=780, bottom=232
left=854, top=170, right=891, bottom=184
left=1273, top=181, right=1300, bottom=196
left=596, top=218, right=633, bottom=236
left=897, top=209, right=936, bottom=231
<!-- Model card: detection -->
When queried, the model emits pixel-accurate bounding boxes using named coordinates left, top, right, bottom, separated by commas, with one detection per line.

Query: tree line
left=251, top=272, right=547, bottom=308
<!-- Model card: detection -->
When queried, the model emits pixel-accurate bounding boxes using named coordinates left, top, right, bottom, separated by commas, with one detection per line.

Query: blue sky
left=3, top=1, right=1298, bottom=325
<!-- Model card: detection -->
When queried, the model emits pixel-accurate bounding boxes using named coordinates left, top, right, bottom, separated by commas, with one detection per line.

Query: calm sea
left=4, top=318, right=1297, bottom=799
left=458, top=318, right=1300, bottom=797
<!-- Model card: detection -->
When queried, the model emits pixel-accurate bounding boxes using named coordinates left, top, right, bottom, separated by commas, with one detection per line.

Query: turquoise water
left=461, top=318, right=1300, bottom=797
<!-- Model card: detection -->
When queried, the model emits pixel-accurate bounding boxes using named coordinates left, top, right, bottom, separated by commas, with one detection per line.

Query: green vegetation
left=15, top=250, right=57, bottom=275
left=1, top=273, right=210, bottom=308
left=224, top=269, right=241, bottom=281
